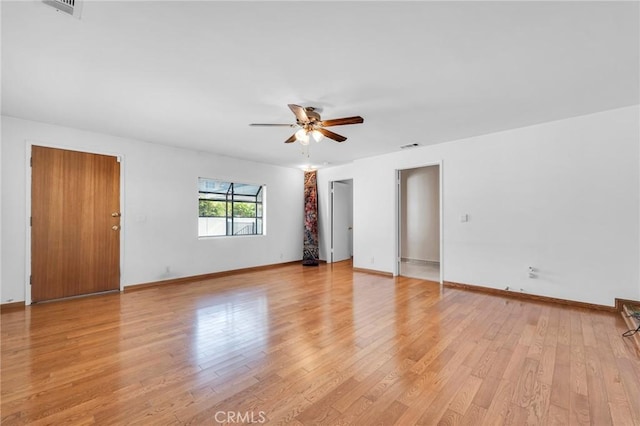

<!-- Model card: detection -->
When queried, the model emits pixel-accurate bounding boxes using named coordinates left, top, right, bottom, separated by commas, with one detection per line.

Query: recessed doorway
left=330, top=179, right=353, bottom=263
left=397, top=164, right=442, bottom=282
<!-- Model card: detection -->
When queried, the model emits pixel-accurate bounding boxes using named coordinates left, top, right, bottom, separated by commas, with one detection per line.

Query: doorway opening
left=397, top=164, right=442, bottom=283
left=330, top=179, right=353, bottom=263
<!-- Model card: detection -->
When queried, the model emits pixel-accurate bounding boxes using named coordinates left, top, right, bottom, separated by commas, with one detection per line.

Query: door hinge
left=30, top=157, right=33, bottom=167
left=30, top=275, right=32, bottom=285
left=30, top=217, right=32, bottom=226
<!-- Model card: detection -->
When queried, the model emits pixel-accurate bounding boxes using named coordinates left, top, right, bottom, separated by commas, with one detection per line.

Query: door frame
left=395, top=161, right=443, bottom=284
left=330, top=179, right=353, bottom=263
left=24, top=140, right=126, bottom=305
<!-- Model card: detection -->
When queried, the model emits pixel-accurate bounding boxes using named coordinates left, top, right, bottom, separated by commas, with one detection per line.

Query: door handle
left=111, top=212, right=121, bottom=217
left=112, top=225, right=120, bottom=231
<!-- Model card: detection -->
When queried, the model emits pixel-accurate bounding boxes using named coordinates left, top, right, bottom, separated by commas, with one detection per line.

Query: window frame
left=198, top=178, right=265, bottom=238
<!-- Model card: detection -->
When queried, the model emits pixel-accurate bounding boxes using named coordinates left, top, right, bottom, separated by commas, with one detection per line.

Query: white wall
left=320, top=105, right=640, bottom=306
left=6, top=105, right=638, bottom=307
left=1, top=116, right=304, bottom=304
left=401, top=166, right=440, bottom=262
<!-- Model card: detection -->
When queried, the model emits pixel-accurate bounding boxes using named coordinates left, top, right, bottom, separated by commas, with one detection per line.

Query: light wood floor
left=2, top=261, right=639, bottom=425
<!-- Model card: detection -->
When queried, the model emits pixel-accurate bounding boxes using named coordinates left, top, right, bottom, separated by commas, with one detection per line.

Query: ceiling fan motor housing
left=302, top=107, right=321, bottom=123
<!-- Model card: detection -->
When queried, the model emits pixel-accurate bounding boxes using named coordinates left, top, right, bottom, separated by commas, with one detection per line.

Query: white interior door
left=331, top=180, right=352, bottom=262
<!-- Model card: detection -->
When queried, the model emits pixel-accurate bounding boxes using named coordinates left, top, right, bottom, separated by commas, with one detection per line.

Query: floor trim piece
left=0, top=301, right=26, bottom=312
left=444, top=280, right=617, bottom=312
left=400, top=258, right=440, bottom=266
left=124, top=260, right=302, bottom=292
left=615, top=298, right=640, bottom=312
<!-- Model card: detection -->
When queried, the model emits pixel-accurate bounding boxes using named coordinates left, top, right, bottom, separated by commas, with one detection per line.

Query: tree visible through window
left=198, top=178, right=264, bottom=237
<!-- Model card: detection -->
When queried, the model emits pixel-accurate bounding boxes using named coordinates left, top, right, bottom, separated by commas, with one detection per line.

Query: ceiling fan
left=250, top=104, right=364, bottom=144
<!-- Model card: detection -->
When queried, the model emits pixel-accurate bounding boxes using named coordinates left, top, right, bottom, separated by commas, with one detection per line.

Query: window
left=198, top=178, right=264, bottom=237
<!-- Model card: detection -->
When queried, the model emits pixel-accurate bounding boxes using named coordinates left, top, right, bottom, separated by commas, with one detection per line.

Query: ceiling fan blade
left=284, top=133, right=297, bottom=143
left=288, top=104, right=309, bottom=123
left=249, top=123, right=296, bottom=127
left=320, top=116, right=364, bottom=127
left=317, top=127, right=347, bottom=142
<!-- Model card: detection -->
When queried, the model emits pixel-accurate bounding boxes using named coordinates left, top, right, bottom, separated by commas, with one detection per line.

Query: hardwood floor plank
left=329, top=358, right=392, bottom=413
left=2, top=262, right=639, bottom=425
left=437, top=408, right=461, bottom=426
left=547, top=403, right=570, bottom=425
left=584, top=345, right=614, bottom=425
left=580, top=311, right=598, bottom=348
left=294, top=377, right=359, bottom=424
left=471, top=374, right=502, bottom=410
left=543, top=306, right=560, bottom=348
left=557, top=308, right=572, bottom=346
left=537, top=344, right=557, bottom=386
left=527, top=307, right=550, bottom=360
left=512, top=357, right=539, bottom=408
left=415, top=366, right=472, bottom=425
left=599, top=341, right=630, bottom=406
left=447, top=374, right=483, bottom=416
left=366, top=399, right=408, bottom=426
left=363, top=357, right=416, bottom=401
left=569, top=390, right=591, bottom=425
left=460, top=403, right=487, bottom=426
left=550, top=343, right=571, bottom=410
left=525, top=380, right=551, bottom=424
left=330, top=396, right=373, bottom=425
left=481, top=378, right=516, bottom=425
left=615, top=357, right=640, bottom=425
left=609, top=401, right=635, bottom=426
left=502, top=344, right=530, bottom=383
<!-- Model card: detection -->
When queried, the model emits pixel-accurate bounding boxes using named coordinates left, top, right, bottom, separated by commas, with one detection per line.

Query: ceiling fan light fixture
left=310, top=130, right=324, bottom=143
left=295, top=128, right=310, bottom=145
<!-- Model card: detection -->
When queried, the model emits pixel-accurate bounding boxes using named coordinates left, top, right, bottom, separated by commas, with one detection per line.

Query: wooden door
left=31, top=146, right=121, bottom=302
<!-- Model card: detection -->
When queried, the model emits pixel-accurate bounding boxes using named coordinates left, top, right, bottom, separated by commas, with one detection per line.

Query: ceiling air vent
left=42, top=0, right=83, bottom=19
left=399, top=143, right=420, bottom=150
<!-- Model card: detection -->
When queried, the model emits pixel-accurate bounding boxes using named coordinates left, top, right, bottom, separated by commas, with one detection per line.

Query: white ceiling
left=2, top=1, right=638, bottom=169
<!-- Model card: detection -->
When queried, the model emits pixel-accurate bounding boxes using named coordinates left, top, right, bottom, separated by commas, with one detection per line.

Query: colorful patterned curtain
left=303, top=170, right=319, bottom=266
